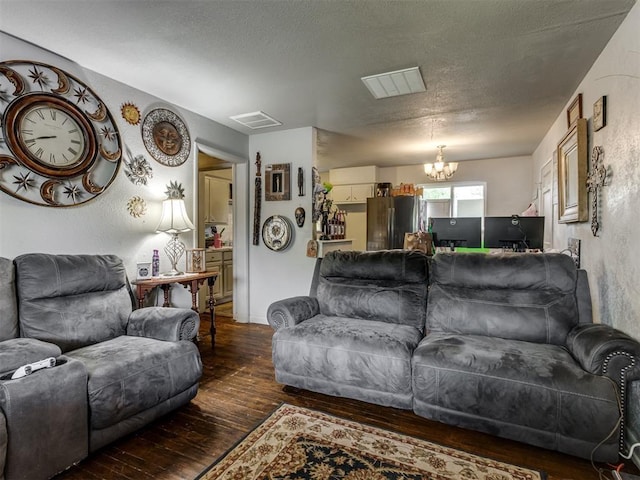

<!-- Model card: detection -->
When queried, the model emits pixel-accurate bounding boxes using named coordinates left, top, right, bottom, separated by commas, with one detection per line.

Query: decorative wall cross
left=586, top=146, right=609, bottom=236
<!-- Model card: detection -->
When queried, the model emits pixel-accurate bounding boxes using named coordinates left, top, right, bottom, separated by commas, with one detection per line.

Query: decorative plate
left=141, top=108, right=191, bottom=167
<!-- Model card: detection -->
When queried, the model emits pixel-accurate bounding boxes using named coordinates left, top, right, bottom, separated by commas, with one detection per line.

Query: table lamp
left=156, top=196, right=195, bottom=276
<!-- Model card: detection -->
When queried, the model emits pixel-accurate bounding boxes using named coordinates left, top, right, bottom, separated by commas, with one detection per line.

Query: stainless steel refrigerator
left=366, top=196, right=426, bottom=250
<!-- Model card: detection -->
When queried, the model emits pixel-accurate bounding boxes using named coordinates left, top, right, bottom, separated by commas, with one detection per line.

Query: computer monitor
left=484, top=216, right=544, bottom=250
left=430, top=217, right=482, bottom=248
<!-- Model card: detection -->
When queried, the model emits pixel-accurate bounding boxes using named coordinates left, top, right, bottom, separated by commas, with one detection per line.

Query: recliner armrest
left=567, top=323, right=640, bottom=384
left=0, top=338, right=61, bottom=375
left=267, top=296, right=319, bottom=330
left=127, top=307, right=200, bottom=341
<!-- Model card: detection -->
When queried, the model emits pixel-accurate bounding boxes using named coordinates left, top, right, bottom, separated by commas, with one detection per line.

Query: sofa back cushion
left=14, top=253, right=133, bottom=352
left=427, top=253, right=579, bottom=345
left=316, top=250, right=429, bottom=332
left=0, top=257, right=19, bottom=341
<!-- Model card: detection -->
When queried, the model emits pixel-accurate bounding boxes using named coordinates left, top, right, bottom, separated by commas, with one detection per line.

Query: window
left=419, top=183, right=485, bottom=219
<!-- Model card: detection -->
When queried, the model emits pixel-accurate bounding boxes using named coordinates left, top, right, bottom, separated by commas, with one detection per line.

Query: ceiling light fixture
left=230, top=111, right=282, bottom=129
left=424, top=145, right=458, bottom=181
left=361, top=66, right=426, bottom=99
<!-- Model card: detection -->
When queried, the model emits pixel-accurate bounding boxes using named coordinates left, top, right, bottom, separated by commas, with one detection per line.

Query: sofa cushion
left=273, top=315, right=422, bottom=406
left=412, top=332, right=620, bottom=445
left=65, top=335, right=202, bottom=430
left=427, top=253, right=579, bottom=344
left=14, top=254, right=133, bottom=351
left=0, top=257, right=18, bottom=341
left=317, top=250, right=429, bottom=331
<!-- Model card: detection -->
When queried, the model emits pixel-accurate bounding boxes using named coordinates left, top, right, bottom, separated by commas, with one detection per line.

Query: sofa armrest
left=267, top=296, right=319, bottom=330
left=0, top=338, right=61, bottom=375
left=567, top=323, right=640, bottom=384
left=127, top=307, right=200, bottom=341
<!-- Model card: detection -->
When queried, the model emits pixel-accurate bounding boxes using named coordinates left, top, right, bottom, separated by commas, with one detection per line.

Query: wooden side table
left=132, top=271, right=218, bottom=347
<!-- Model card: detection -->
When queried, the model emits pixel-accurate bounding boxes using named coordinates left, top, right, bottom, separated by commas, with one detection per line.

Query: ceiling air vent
left=230, top=111, right=282, bottom=129
left=361, top=66, right=426, bottom=99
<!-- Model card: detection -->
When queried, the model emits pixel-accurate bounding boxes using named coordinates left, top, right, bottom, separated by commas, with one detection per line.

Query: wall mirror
left=557, top=118, right=588, bottom=223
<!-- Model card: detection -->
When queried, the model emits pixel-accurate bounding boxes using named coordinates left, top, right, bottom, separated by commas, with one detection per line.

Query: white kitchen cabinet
left=204, top=176, right=231, bottom=223
left=330, top=184, right=374, bottom=204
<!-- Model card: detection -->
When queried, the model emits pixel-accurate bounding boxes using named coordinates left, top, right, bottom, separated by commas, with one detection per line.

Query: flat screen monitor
left=430, top=217, right=482, bottom=248
left=484, top=216, right=544, bottom=250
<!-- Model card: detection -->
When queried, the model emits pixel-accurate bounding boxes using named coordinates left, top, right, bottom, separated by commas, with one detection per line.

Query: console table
left=132, top=272, right=218, bottom=347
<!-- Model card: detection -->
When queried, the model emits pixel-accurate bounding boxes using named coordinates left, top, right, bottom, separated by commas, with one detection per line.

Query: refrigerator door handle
left=388, top=208, right=395, bottom=249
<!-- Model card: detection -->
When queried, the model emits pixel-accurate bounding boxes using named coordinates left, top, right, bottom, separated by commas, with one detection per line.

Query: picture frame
left=265, top=163, right=291, bottom=201
left=593, top=95, right=607, bottom=131
left=557, top=118, right=588, bottom=223
left=566, top=93, right=583, bottom=129
left=185, top=248, right=206, bottom=273
left=136, top=262, right=152, bottom=280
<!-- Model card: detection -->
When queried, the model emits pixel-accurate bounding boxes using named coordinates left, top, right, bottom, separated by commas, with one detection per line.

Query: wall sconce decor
left=424, top=145, right=458, bottom=181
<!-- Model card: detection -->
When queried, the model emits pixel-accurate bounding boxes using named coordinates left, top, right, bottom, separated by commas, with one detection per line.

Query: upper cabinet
left=204, top=175, right=231, bottom=223
left=328, top=166, right=378, bottom=205
left=330, top=184, right=374, bottom=204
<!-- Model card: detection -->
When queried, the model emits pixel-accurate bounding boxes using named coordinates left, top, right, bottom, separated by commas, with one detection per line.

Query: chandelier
left=424, top=145, right=458, bottom=181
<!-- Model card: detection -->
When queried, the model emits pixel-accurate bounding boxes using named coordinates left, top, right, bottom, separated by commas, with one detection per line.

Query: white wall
left=379, top=156, right=534, bottom=216
left=0, top=33, right=248, bottom=308
left=247, top=127, right=318, bottom=324
left=532, top=0, right=640, bottom=336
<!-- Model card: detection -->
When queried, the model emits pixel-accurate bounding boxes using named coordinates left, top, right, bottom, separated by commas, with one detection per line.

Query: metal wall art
left=127, top=196, right=147, bottom=218
left=121, top=102, right=141, bottom=125
left=586, top=145, right=610, bottom=236
left=123, top=147, right=153, bottom=186
left=142, top=108, right=191, bottom=167
left=265, top=163, right=291, bottom=201
left=297, top=167, right=304, bottom=196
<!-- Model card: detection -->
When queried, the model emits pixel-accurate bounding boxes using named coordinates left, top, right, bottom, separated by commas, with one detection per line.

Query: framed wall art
left=593, top=95, right=607, bottom=131
left=557, top=118, right=588, bottom=223
left=566, top=93, right=583, bottom=129
left=265, top=163, right=291, bottom=201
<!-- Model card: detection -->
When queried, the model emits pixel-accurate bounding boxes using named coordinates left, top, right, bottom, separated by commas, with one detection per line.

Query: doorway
left=198, top=150, right=234, bottom=308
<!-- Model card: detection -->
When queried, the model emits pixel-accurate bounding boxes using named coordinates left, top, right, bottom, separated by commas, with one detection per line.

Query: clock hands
left=34, top=135, right=57, bottom=140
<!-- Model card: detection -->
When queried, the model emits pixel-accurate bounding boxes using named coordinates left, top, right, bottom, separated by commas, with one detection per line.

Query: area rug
left=196, top=404, right=545, bottom=480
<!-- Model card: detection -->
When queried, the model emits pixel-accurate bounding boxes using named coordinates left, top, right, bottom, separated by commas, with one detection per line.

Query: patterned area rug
left=196, top=404, right=545, bottom=480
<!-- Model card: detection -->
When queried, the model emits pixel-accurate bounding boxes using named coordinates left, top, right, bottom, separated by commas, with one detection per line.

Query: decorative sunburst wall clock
left=0, top=61, right=122, bottom=207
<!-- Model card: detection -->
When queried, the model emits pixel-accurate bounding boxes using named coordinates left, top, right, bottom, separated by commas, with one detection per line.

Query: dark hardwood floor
left=55, top=307, right=638, bottom=480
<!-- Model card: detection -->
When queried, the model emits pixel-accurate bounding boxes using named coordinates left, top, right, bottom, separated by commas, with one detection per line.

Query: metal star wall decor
left=164, top=180, right=185, bottom=199
left=586, top=145, right=610, bottom=236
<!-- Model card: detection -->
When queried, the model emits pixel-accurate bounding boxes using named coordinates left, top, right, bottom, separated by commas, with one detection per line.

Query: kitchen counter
left=205, top=246, right=233, bottom=252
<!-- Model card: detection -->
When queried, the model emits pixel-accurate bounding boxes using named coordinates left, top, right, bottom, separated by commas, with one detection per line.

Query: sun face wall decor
left=141, top=108, right=191, bottom=167
left=0, top=61, right=122, bottom=207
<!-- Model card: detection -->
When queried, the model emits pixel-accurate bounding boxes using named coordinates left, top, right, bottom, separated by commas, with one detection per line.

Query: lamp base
left=163, top=233, right=186, bottom=278
left=161, top=269, right=184, bottom=277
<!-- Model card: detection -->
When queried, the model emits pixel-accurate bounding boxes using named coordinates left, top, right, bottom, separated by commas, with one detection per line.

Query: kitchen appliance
left=366, top=196, right=427, bottom=250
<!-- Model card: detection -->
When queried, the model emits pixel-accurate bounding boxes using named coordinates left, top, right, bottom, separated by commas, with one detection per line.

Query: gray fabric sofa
left=0, top=253, right=203, bottom=480
left=267, top=250, right=640, bottom=462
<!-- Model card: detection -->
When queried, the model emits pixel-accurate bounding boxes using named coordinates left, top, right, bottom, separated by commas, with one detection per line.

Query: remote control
left=11, top=357, right=56, bottom=380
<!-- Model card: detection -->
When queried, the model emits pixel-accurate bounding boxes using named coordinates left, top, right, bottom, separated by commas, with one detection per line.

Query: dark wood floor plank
left=52, top=312, right=638, bottom=480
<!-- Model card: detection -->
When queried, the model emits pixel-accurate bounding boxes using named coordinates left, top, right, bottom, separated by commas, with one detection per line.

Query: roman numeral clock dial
left=0, top=61, right=121, bottom=207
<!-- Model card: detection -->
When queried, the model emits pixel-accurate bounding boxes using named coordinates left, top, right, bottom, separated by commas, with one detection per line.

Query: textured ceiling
left=0, top=0, right=635, bottom=170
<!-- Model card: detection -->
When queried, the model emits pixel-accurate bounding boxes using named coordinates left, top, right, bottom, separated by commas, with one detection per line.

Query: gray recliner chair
left=0, top=253, right=203, bottom=480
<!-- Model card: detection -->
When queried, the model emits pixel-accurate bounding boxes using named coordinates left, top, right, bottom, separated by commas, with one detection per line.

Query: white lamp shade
left=156, top=199, right=195, bottom=234
left=424, top=163, right=433, bottom=174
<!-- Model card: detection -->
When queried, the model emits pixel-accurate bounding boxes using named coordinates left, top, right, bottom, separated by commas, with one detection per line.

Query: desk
left=132, top=272, right=218, bottom=347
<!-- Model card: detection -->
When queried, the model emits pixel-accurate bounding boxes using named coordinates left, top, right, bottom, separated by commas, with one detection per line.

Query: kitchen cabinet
left=199, top=249, right=233, bottom=310
left=204, top=176, right=231, bottom=223
left=330, top=184, right=374, bottom=204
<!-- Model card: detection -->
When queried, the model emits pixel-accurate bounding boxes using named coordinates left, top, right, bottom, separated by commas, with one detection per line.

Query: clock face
left=262, top=215, right=293, bottom=251
left=0, top=61, right=121, bottom=207
left=20, top=104, right=86, bottom=166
